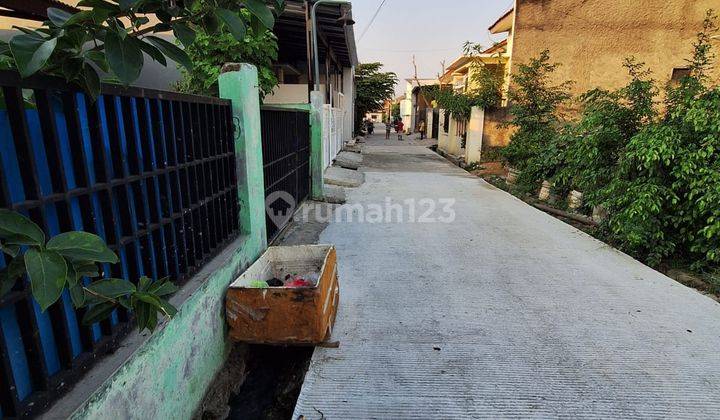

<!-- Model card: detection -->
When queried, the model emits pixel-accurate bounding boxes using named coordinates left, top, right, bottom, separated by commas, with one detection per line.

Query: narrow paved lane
left=293, top=134, right=720, bottom=419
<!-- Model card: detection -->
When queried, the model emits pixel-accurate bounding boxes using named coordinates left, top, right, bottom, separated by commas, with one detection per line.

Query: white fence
left=322, top=105, right=345, bottom=169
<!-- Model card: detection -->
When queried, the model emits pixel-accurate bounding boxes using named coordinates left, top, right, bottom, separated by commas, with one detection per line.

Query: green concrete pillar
left=310, top=90, right=324, bottom=200
left=219, top=63, right=267, bottom=253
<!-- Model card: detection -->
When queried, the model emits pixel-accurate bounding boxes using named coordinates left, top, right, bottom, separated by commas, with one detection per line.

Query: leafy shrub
left=554, top=58, right=657, bottom=204
left=0, top=0, right=282, bottom=99
left=0, top=210, right=177, bottom=332
left=502, top=50, right=572, bottom=174
left=176, top=20, right=279, bottom=98
left=598, top=11, right=719, bottom=268
left=500, top=11, right=720, bottom=271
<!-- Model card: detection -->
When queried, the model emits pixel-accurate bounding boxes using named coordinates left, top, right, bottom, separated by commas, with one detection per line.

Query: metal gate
left=260, top=107, right=311, bottom=242
left=432, top=108, right=440, bottom=139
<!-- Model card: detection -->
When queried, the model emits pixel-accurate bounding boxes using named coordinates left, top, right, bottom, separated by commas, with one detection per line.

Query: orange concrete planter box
left=226, top=245, right=340, bottom=345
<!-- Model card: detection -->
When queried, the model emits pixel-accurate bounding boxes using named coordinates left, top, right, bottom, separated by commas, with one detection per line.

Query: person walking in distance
left=418, top=120, right=426, bottom=140
left=396, top=119, right=404, bottom=141
left=385, top=119, right=392, bottom=139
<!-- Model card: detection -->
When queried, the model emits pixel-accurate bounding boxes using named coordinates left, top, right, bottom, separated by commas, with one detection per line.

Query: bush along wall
left=502, top=11, right=720, bottom=274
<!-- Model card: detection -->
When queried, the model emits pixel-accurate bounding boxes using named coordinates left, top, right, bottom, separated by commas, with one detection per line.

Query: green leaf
left=25, top=249, right=67, bottom=311
left=66, top=262, right=78, bottom=287
left=9, top=33, right=58, bottom=78
left=64, top=10, right=95, bottom=26
left=73, top=261, right=100, bottom=278
left=69, top=282, right=85, bottom=307
left=47, top=7, right=74, bottom=27
left=82, top=301, right=116, bottom=325
left=118, top=0, right=139, bottom=11
left=138, top=275, right=152, bottom=292
left=216, top=9, right=246, bottom=41
left=136, top=292, right=177, bottom=318
left=117, top=295, right=132, bottom=309
left=0, top=242, right=20, bottom=258
left=84, top=50, right=109, bottom=72
left=104, top=29, right=143, bottom=85
left=0, top=210, right=45, bottom=246
left=86, top=278, right=136, bottom=299
left=244, top=0, right=275, bottom=29
left=144, top=36, right=191, bottom=70
left=202, top=14, right=219, bottom=34
left=46, top=231, right=118, bottom=263
left=148, top=278, right=178, bottom=297
left=156, top=297, right=177, bottom=318
left=172, top=23, right=196, bottom=48
left=0, top=257, right=26, bottom=297
left=80, top=64, right=101, bottom=101
left=137, top=39, right=167, bottom=66
left=134, top=299, right=150, bottom=330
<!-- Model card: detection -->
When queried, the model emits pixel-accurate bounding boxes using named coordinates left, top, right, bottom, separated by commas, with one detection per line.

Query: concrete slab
left=294, top=130, right=720, bottom=418
left=342, top=144, right=363, bottom=153
left=333, top=151, right=363, bottom=170
left=324, top=166, right=364, bottom=188
left=322, top=184, right=346, bottom=204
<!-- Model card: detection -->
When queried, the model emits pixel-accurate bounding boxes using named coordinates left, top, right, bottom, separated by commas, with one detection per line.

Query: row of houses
left=394, top=0, right=720, bottom=165
left=0, top=1, right=359, bottom=416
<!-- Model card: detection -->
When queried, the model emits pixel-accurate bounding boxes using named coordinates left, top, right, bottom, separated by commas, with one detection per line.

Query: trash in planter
left=226, top=245, right=340, bottom=345
left=249, top=280, right=269, bottom=288
left=266, top=277, right=284, bottom=287
left=283, top=272, right=320, bottom=288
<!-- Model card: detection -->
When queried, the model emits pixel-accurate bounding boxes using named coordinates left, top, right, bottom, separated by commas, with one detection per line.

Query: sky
left=351, top=0, right=514, bottom=96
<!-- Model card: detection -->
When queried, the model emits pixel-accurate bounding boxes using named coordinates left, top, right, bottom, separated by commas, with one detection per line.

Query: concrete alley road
left=293, top=134, right=720, bottom=419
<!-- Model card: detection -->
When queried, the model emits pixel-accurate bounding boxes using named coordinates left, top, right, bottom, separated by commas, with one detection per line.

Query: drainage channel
left=196, top=344, right=313, bottom=420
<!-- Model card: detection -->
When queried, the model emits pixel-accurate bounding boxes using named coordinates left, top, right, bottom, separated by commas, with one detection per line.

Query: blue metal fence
left=0, top=71, right=240, bottom=417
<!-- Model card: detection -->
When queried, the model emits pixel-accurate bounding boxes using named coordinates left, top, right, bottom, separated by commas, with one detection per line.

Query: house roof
left=274, top=0, right=358, bottom=68
left=481, top=39, right=508, bottom=55
left=489, top=8, right=513, bottom=34
left=405, top=78, right=439, bottom=86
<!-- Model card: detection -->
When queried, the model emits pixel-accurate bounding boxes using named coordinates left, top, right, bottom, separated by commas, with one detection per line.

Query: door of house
left=432, top=108, right=440, bottom=138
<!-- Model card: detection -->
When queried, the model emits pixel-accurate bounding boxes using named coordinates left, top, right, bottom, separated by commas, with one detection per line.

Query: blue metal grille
left=0, top=71, right=239, bottom=417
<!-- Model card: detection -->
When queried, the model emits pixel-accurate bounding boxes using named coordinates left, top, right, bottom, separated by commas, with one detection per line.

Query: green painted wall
left=71, top=63, right=267, bottom=420
left=310, top=91, right=324, bottom=200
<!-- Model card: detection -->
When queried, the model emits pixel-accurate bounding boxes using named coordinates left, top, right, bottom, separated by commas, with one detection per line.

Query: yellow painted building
left=494, top=0, right=720, bottom=103
left=436, top=41, right=509, bottom=161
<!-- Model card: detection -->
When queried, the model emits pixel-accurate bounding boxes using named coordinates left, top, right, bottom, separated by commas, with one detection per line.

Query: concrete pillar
left=465, top=106, right=485, bottom=164
left=426, top=109, right=434, bottom=139
left=447, top=116, right=459, bottom=156
left=342, top=67, right=355, bottom=140
left=310, top=90, right=325, bottom=200
left=219, top=63, right=267, bottom=253
left=400, top=99, right=412, bottom=134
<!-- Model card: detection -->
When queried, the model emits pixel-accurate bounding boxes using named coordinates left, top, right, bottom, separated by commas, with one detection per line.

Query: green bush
left=504, top=11, right=719, bottom=270
left=554, top=58, right=657, bottom=205
left=423, top=42, right=504, bottom=122
left=0, top=210, right=177, bottom=332
left=176, top=21, right=278, bottom=98
left=598, top=11, right=719, bottom=268
left=502, top=50, right=572, bottom=176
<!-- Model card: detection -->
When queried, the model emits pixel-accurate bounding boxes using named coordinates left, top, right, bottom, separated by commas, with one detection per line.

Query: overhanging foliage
left=0, top=0, right=285, bottom=99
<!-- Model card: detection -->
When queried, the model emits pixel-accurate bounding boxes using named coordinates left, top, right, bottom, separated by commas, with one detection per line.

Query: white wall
left=426, top=109, right=435, bottom=138
left=343, top=67, right=355, bottom=140
left=465, top=107, right=485, bottom=164
left=263, top=84, right=325, bottom=104
left=400, top=99, right=413, bottom=133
